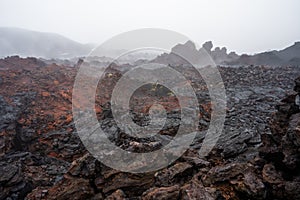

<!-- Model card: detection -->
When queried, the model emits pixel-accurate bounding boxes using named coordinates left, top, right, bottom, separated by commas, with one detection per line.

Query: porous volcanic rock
left=0, top=56, right=300, bottom=199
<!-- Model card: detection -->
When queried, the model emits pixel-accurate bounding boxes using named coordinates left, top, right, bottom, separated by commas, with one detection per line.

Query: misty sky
left=0, top=0, right=299, bottom=54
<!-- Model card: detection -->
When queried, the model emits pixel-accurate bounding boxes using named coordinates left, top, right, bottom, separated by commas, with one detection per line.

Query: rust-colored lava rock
left=0, top=56, right=300, bottom=199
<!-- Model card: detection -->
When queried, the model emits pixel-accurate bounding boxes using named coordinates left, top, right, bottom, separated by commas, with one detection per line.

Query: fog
left=0, top=0, right=299, bottom=54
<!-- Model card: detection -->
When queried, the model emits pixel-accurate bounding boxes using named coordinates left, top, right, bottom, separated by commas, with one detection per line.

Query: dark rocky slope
left=0, top=56, right=300, bottom=199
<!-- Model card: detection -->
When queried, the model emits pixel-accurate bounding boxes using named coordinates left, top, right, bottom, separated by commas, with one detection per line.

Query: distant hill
left=276, top=42, right=300, bottom=64
left=225, top=42, right=300, bottom=66
left=0, top=27, right=94, bottom=58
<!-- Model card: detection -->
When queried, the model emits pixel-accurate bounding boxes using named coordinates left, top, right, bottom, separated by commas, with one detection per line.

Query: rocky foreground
left=0, top=56, right=300, bottom=199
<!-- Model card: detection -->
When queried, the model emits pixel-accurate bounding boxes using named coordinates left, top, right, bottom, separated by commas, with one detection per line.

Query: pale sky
left=0, top=0, right=299, bottom=54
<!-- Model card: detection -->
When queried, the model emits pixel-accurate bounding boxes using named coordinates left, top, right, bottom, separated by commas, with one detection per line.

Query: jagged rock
left=202, top=41, right=213, bottom=52
left=233, top=172, right=265, bottom=198
left=105, top=189, right=126, bottom=200
left=262, top=163, right=283, bottom=184
left=0, top=95, right=17, bottom=131
left=181, top=155, right=210, bottom=168
left=258, top=75, right=300, bottom=199
left=35, top=175, right=94, bottom=200
left=68, top=153, right=98, bottom=178
left=91, top=192, right=105, bottom=200
left=202, top=163, right=251, bottom=185
left=287, top=113, right=300, bottom=147
left=0, top=163, right=18, bottom=183
left=180, top=177, right=215, bottom=200
left=95, top=171, right=154, bottom=195
left=294, top=76, right=300, bottom=93
left=212, top=47, right=228, bottom=64
left=153, top=41, right=240, bottom=65
left=141, top=185, right=180, bottom=200
left=154, top=162, right=193, bottom=186
left=221, top=142, right=248, bottom=158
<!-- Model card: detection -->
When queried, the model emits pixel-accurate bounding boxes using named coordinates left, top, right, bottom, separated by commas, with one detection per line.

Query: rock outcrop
left=259, top=76, right=300, bottom=199
left=154, top=41, right=300, bottom=66
left=153, top=40, right=239, bottom=66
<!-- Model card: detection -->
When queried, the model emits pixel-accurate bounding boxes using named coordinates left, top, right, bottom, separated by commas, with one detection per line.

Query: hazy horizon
left=0, top=0, right=299, bottom=54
